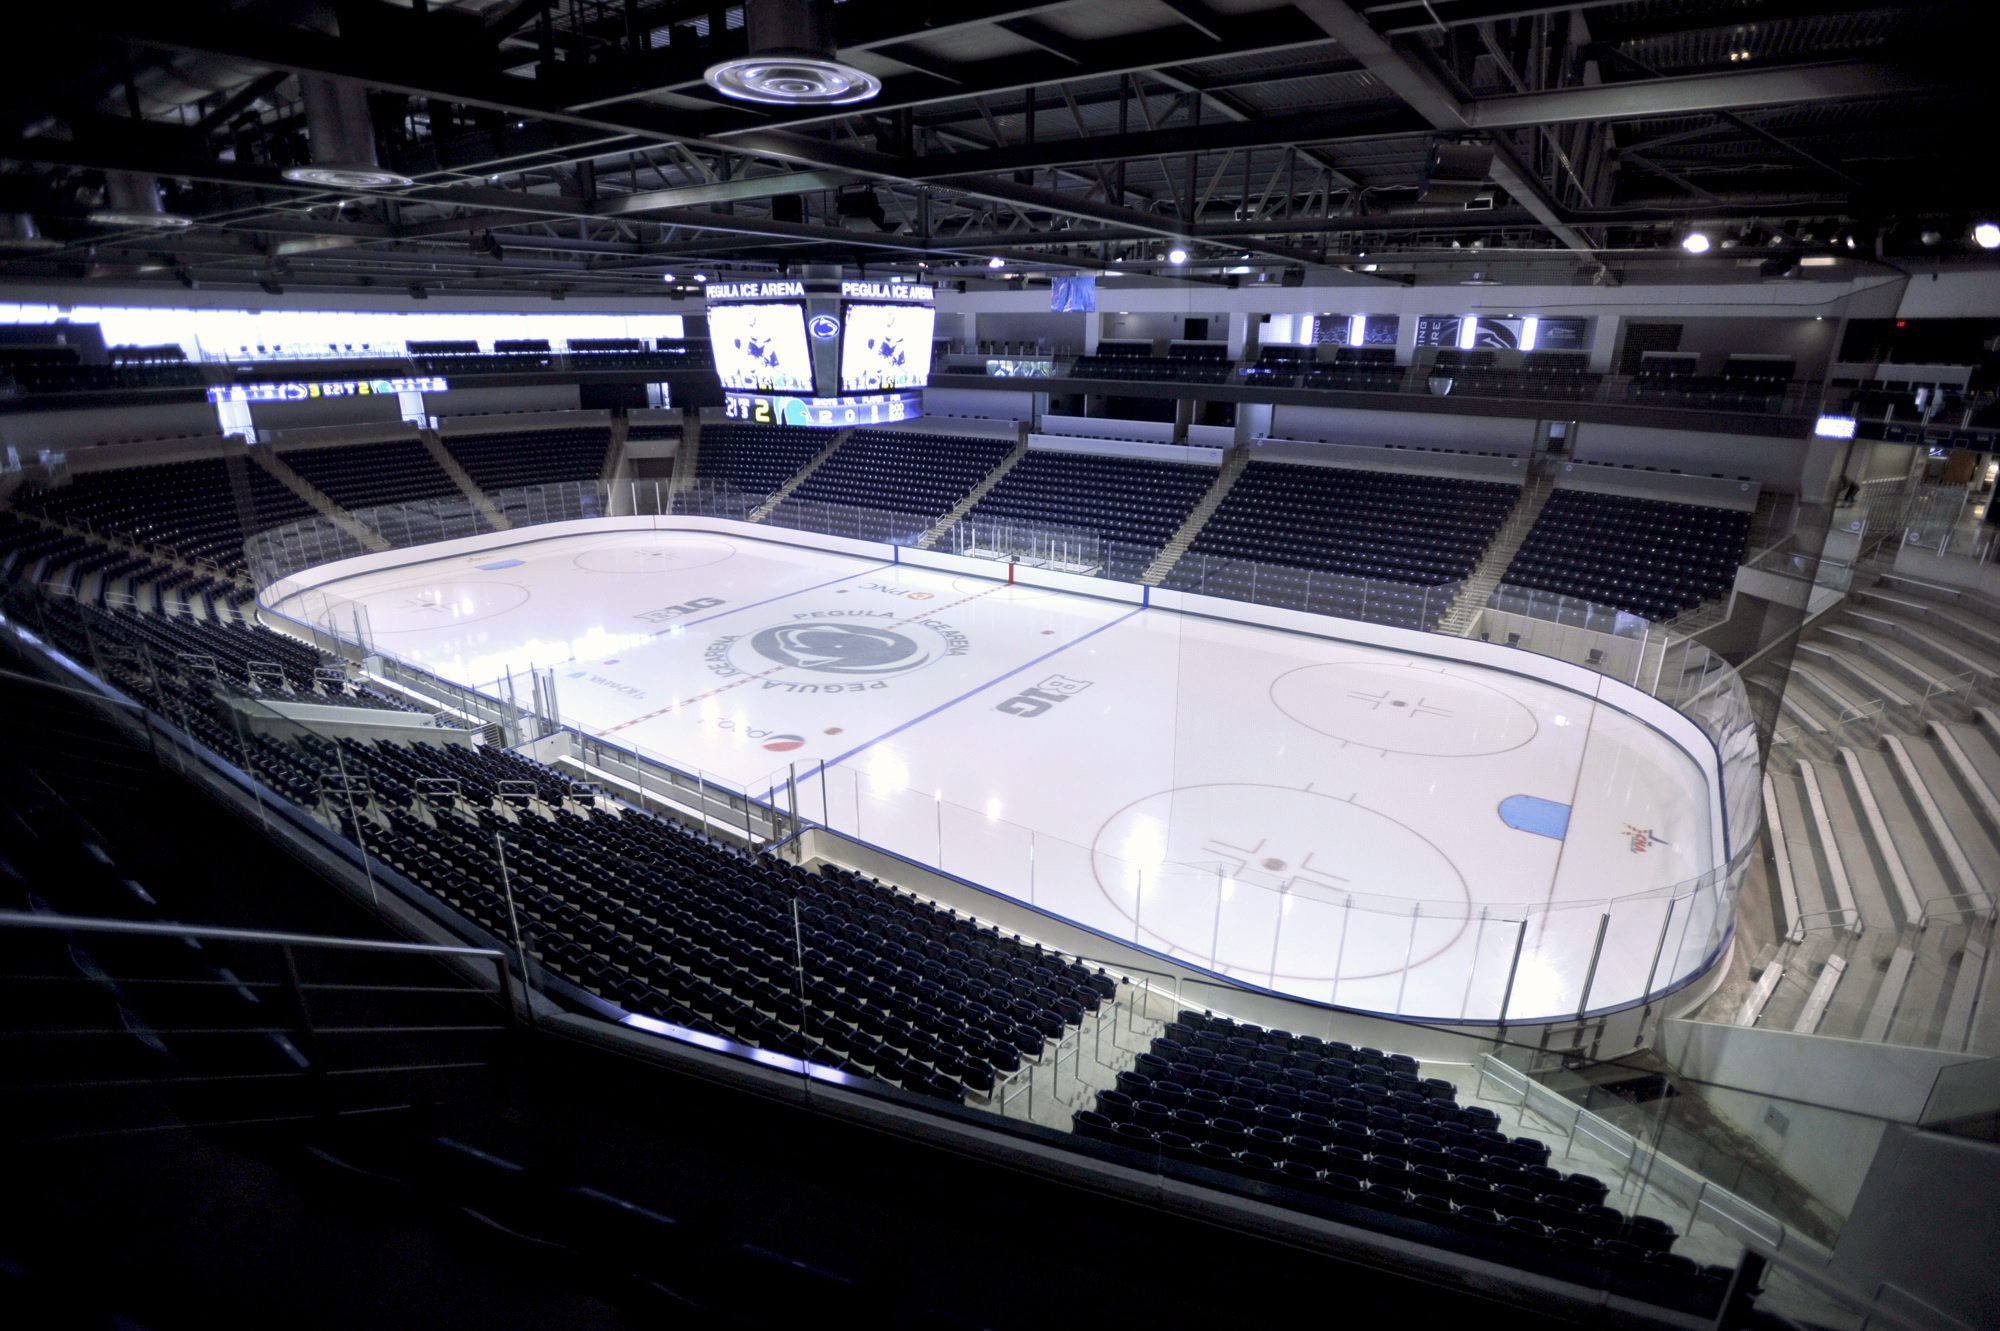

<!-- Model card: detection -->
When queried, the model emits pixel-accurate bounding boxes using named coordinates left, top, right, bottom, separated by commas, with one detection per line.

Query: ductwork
left=89, top=172, right=193, bottom=229
left=0, top=212, right=60, bottom=250
left=704, top=0, right=880, bottom=106
left=282, top=75, right=413, bottom=190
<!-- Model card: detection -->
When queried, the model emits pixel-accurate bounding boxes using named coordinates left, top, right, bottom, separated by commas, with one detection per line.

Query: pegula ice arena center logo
left=705, top=613, right=969, bottom=694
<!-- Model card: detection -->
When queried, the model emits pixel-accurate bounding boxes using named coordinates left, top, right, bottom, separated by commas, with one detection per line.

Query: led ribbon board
left=206, top=376, right=447, bottom=403
left=722, top=391, right=922, bottom=428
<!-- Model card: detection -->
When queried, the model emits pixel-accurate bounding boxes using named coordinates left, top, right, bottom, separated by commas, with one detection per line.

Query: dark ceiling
left=0, top=0, right=1993, bottom=298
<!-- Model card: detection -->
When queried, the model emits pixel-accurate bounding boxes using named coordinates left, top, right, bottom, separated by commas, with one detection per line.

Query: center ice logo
left=750, top=622, right=928, bottom=675
left=707, top=611, right=969, bottom=693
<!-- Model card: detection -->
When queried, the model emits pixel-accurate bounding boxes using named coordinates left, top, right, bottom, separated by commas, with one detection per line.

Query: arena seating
left=1067, top=355, right=1232, bottom=385
left=1, top=346, right=208, bottom=394
left=1074, top=1010, right=1726, bottom=1311
left=1429, top=351, right=1602, bottom=403
left=773, top=430, right=1013, bottom=531
left=0, top=513, right=245, bottom=619
left=215, top=729, right=1112, bottom=1102
left=1500, top=489, right=1751, bottom=620
left=280, top=438, right=460, bottom=512
left=1302, top=361, right=1405, bottom=393
left=694, top=423, right=827, bottom=497
left=959, top=449, right=1214, bottom=581
left=443, top=428, right=611, bottom=492
left=16, top=455, right=312, bottom=575
left=1622, top=359, right=1789, bottom=414
left=1165, top=462, right=1516, bottom=628
left=410, top=349, right=555, bottom=374
left=6, top=587, right=417, bottom=715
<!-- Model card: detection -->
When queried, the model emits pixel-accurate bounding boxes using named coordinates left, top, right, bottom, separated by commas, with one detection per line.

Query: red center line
left=886, top=582, right=1004, bottom=628
left=604, top=665, right=786, bottom=734
left=601, top=579, right=1005, bottom=737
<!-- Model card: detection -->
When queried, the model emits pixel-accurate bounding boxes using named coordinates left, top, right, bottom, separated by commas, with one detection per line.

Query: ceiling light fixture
left=281, top=76, right=414, bottom=190
left=1975, top=221, right=2000, bottom=250
left=89, top=172, right=193, bottom=230
left=1680, top=230, right=1712, bottom=254
left=1168, top=246, right=1188, bottom=265
left=987, top=256, right=1005, bottom=269
left=704, top=0, right=882, bottom=106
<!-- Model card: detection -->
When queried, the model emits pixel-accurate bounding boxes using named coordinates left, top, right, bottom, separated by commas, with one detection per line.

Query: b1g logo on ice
left=634, top=595, right=724, bottom=625
left=996, top=674, right=1092, bottom=718
left=705, top=611, right=969, bottom=693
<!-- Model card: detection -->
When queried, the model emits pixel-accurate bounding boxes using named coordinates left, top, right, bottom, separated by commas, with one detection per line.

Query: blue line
left=664, top=561, right=893, bottom=634
left=811, top=604, right=1145, bottom=776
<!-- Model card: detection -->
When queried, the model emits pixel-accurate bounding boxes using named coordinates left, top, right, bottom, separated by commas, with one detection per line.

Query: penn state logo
left=808, top=313, right=841, bottom=340
left=705, top=611, right=971, bottom=694
left=750, top=622, right=926, bottom=674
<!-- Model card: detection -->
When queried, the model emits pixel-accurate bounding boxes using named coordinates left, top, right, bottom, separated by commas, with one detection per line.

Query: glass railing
left=1168, top=550, right=1459, bottom=631
left=11, top=550, right=1977, bottom=1331
left=242, top=477, right=1759, bottom=1034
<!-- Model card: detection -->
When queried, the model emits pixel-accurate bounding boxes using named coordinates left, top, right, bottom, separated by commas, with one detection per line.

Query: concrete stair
left=667, top=413, right=700, bottom=495
left=251, top=447, right=389, bottom=552
left=917, top=441, right=1029, bottom=549
left=748, top=429, right=850, bottom=523
left=1141, top=445, right=1249, bottom=585
left=600, top=416, right=631, bottom=487
left=1436, top=471, right=1554, bottom=636
left=420, top=430, right=510, bottom=531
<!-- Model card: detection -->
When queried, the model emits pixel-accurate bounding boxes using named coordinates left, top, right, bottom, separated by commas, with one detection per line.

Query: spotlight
left=987, top=256, right=1005, bottom=269
left=1975, top=221, right=2000, bottom=250
left=1168, top=246, right=1188, bottom=265
left=173, top=267, right=197, bottom=290
left=408, top=282, right=428, bottom=300
left=662, top=272, right=676, bottom=281
left=474, top=231, right=505, bottom=262
left=1680, top=231, right=1712, bottom=254
left=693, top=273, right=706, bottom=282
left=257, top=275, right=285, bottom=296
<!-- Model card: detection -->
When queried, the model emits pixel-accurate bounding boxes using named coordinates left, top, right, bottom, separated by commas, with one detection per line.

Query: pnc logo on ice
left=996, top=674, right=1092, bottom=718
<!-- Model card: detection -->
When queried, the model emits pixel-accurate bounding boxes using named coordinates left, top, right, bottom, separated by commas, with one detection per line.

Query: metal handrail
left=0, top=909, right=506, bottom=962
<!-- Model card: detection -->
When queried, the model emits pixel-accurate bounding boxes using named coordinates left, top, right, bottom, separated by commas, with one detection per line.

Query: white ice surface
left=279, top=529, right=1725, bottom=1021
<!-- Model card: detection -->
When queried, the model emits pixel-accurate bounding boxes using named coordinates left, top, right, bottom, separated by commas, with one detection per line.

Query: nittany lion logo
left=749, top=622, right=928, bottom=675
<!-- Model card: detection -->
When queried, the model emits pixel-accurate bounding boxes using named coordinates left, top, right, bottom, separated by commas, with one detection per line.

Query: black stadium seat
left=1499, top=489, right=1751, bottom=622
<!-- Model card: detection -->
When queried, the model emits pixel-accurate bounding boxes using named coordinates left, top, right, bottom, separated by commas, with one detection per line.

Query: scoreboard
left=706, top=277, right=934, bottom=427
left=721, top=390, right=922, bottom=427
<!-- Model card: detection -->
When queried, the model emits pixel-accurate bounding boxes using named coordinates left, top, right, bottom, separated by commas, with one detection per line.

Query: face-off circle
left=1091, top=782, right=1470, bottom=981
left=364, top=579, right=532, bottom=634
left=1270, top=659, right=1540, bottom=757
left=573, top=536, right=736, bottom=574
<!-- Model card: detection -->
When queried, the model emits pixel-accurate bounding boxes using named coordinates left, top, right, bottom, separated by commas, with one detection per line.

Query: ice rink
left=276, top=528, right=1728, bottom=1022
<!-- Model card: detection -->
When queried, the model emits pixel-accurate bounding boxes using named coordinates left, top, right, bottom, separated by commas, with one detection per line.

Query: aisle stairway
left=1722, top=570, right=2000, bottom=1053
left=748, top=430, right=850, bottom=522
left=252, top=448, right=389, bottom=552
left=1437, top=471, right=1553, bottom=636
left=422, top=430, right=511, bottom=530
left=1141, top=445, right=1249, bottom=584
left=916, top=440, right=1029, bottom=549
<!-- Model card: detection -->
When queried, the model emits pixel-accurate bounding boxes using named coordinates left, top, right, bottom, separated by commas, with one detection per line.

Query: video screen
left=708, top=303, right=815, bottom=393
left=841, top=303, right=937, bottom=392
